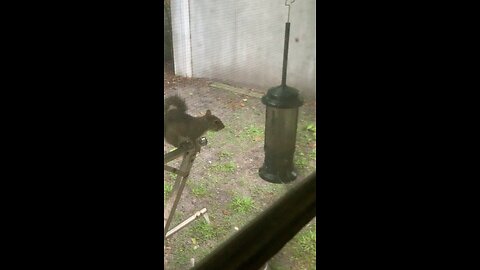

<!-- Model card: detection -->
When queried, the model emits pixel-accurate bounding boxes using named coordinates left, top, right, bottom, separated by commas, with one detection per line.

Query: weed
left=269, top=263, right=290, bottom=270
left=171, top=249, right=189, bottom=268
left=206, top=130, right=219, bottom=139
left=219, top=150, right=233, bottom=159
left=230, top=196, right=255, bottom=214
left=190, top=220, right=217, bottom=241
left=221, top=212, right=251, bottom=232
left=164, top=182, right=173, bottom=196
left=239, top=124, right=264, bottom=141
left=210, top=161, right=236, bottom=173
left=308, top=148, right=316, bottom=160
left=253, top=182, right=274, bottom=195
left=172, top=209, right=185, bottom=224
left=166, top=172, right=177, bottom=180
left=208, top=128, right=237, bottom=143
left=206, top=174, right=221, bottom=185
left=297, top=229, right=316, bottom=254
left=306, top=123, right=316, bottom=134
left=295, top=152, right=309, bottom=169
left=191, top=183, right=208, bottom=197
left=292, top=226, right=316, bottom=266
left=245, top=125, right=263, bottom=136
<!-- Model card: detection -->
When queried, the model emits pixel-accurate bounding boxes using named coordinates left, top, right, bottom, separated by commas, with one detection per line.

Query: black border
left=4, top=0, right=471, bottom=268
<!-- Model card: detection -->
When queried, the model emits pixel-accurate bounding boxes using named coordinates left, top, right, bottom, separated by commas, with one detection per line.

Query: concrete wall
left=171, top=0, right=316, bottom=98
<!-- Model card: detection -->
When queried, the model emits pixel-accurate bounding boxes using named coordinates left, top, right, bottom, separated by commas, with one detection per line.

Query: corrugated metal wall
left=164, top=2, right=173, bottom=61
left=170, top=0, right=316, bottom=98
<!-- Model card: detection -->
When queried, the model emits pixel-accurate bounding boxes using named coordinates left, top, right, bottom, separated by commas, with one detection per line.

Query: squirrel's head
left=205, top=110, right=225, bottom=131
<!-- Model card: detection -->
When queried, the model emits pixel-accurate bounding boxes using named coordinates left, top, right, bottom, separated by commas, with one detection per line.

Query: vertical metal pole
left=281, top=22, right=291, bottom=87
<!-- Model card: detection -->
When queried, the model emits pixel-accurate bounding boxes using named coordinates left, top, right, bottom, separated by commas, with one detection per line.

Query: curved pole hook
left=284, top=0, right=296, bottom=7
left=284, top=0, right=296, bottom=22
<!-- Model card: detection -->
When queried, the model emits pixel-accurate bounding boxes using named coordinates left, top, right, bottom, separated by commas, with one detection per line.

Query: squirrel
left=164, top=95, right=225, bottom=150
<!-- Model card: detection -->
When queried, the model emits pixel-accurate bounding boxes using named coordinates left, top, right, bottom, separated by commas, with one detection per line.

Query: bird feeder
left=259, top=0, right=303, bottom=184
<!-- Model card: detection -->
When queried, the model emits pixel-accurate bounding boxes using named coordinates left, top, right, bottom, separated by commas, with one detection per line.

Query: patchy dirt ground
left=164, top=63, right=317, bottom=270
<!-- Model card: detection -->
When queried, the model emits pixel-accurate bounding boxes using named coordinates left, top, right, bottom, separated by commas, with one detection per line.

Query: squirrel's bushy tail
left=164, top=95, right=187, bottom=114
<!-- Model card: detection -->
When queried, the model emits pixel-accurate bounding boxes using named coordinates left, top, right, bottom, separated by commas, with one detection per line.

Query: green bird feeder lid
left=262, top=84, right=304, bottom=109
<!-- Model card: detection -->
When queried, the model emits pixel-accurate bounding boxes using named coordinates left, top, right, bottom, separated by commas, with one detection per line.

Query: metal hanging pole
left=285, top=0, right=296, bottom=23
left=281, top=0, right=296, bottom=86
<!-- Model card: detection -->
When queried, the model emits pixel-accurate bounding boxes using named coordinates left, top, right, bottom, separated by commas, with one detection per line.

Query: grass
left=219, top=150, right=233, bottom=159
left=308, top=148, right=316, bottom=160
left=164, top=182, right=173, bottom=197
left=294, top=121, right=317, bottom=173
left=254, top=182, right=285, bottom=198
left=171, top=248, right=189, bottom=268
left=206, top=128, right=237, bottom=145
left=296, top=229, right=316, bottom=255
left=167, top=216, right=217, bottom=268
left=209, top=161, right=237, bottom=173
left=295, top=152, right=309, bottom=170
left=298, top=125, right=316, bottom=145
left=166, top=172, right=177, bottom=180
left=269, top=265, right=290, bottom=270
left=170, top=210, right=186, bottom=227
left=191, top=182, right=208, bottom=197
left=268, top=221, right=317, bottom=270
left=230, top=195, right=255, bottom=214
left=239, top=124, right=264, bottom=141
left=216, top=212, right=252, bottom=237
left=189, top=219, right=217, bottom=241
left=306, top=123, right=316, bottom=136
left=291, top=224, right=317, bottom=267
left=205, top=130, right=220, bottom=141
left=204, top=173, right=221, bottom=185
